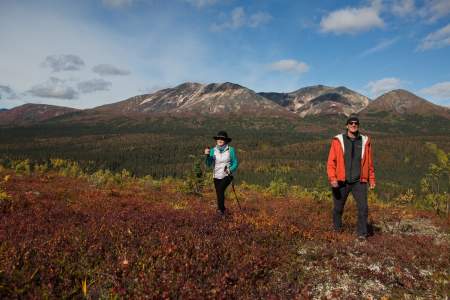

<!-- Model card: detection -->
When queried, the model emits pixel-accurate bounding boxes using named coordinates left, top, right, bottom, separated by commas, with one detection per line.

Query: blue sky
left=1, top=0, right=449, bottom=109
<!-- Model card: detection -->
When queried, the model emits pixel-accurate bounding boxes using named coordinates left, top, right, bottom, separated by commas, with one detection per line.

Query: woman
left=204, top=131, right=238, bottom=215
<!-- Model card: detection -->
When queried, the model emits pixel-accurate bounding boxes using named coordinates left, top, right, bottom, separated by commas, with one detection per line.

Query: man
left=326, top=115, right=375, bottom=239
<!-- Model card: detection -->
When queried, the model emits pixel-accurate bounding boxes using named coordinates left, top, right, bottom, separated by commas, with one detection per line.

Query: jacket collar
left=215, top=144, right=229, bottom=153
left=334, top=133, right=369, bottom=158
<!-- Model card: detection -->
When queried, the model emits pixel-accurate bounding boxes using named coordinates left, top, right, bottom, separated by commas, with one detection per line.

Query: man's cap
left=346, top=115, right=360, bottom=124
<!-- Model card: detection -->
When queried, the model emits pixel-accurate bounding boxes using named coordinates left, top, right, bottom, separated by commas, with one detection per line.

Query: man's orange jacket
left=326, top=133, right=376, bottom=185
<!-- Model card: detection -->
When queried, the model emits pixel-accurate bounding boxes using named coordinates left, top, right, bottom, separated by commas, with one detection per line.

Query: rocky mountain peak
left=361, top=89, right=450, bottom=118
left=173, top=82, right=204, bottom=90
left=259, top=85, right=369, bottom=117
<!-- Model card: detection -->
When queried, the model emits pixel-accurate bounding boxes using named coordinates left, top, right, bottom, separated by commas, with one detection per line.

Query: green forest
left=1, top=113, right=449, bottom=203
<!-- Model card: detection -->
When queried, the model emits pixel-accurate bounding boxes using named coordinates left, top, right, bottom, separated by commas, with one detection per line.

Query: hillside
left=0, top=167, right=448, bottom=298
left=0, top=103, right=79, bottom=126
left=361, top=89, right=450, bottom=118
left=95, top=82, right=290, bottom=116
left=259, top=85, right=370, bottom=117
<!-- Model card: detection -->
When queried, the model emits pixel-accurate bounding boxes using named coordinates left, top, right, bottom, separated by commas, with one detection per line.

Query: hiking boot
left=357, top=235, right=368, bottom=241
left=333, top=227, right=343, bottom=233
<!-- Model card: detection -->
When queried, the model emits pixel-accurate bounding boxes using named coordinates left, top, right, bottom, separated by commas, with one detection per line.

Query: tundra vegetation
left=0, top=153, right=448, bottom=298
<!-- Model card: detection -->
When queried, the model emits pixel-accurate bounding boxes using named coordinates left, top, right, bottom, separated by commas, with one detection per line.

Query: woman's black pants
left=213, top=176, right=232, bottom=213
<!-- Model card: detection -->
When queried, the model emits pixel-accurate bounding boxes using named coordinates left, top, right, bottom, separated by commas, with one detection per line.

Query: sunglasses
left=348, top=121, right=359, bottom=125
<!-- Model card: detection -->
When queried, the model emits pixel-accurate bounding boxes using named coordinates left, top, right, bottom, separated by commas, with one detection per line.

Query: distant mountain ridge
left=259, top=85, right=370, bottom=117
left=1, top=83, right=449, bottom=127
left=96, top=82, right=289, bottom=116
left=0, top=103, right=79, bottom=126
left=96, top=82, right=370, bottom=117
left=360, top=89, right=450, bottom=118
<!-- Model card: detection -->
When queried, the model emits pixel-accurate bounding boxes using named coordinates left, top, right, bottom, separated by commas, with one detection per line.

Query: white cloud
left=391, top=0, right=416, bottom=17
left=77, top=79, right=112, bottom=93
left=420, top=81, right=450, bottom=99
left=184, top=0, right=219, bottom=8
left=218, top=7, right=245, bottom=30
left=366, top=77, right=403, bottom=97
left=0, top=3, right=146, bottom=108
left=0, top=85, right=13, bottom=95
left=418, top=23, right=450, bottom=50
left=249, top=12, right=273, bottom=28
left=419, top=0, right=450, bottom=22
left=320, top=1, right=384, bottom=34
left=359, top=38, right=398, bottom=57
left=0, top=1, right=224, bottom=109
left=269, top=59, right=310, bottom=74
left=28, top=77, right=78, bottom=100
left=389, top=0, right=450, bottom=22
left=211, top=7, right=272, bottom=31
left=102, top=0, right=133, bottom=9
left=0, top=85, right=17, bottom=100
left=92, top=64, right=131, bottom=76
left=42, top=54, right=85, bottom=72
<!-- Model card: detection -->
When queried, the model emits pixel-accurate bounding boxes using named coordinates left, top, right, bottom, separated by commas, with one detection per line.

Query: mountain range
left=1, top=82, right=449, bottom=126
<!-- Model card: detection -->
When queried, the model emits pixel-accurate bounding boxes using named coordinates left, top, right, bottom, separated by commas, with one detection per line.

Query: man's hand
left=204, top=147, right=210, bottom=155
left=370, top=183, right=376, bottom=190
left=330, top=180, right=339, bottom=188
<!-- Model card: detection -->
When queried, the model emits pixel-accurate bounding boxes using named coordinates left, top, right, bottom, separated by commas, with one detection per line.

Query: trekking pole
left=230, top=179, right=242, bottom=211
left=225, top=166, right=242, bottom=212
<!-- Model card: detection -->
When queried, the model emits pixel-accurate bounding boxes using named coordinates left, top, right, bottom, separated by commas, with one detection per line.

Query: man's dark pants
left=332, top=181, right=368, bottom=236
left=214, top=176, right=232, bottom=213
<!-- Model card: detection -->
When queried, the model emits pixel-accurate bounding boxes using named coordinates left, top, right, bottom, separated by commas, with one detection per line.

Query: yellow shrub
left=3, top=175, right=11, bottom=182
left=0, top=188, right=10, bottom=201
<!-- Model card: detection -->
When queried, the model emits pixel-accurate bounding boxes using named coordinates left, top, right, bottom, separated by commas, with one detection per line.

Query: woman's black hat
left=213, top=131, right=232, bottom=143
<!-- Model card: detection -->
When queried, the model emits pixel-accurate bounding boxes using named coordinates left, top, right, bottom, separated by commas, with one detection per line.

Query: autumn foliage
left=0, top=168, right=449, bottom=299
